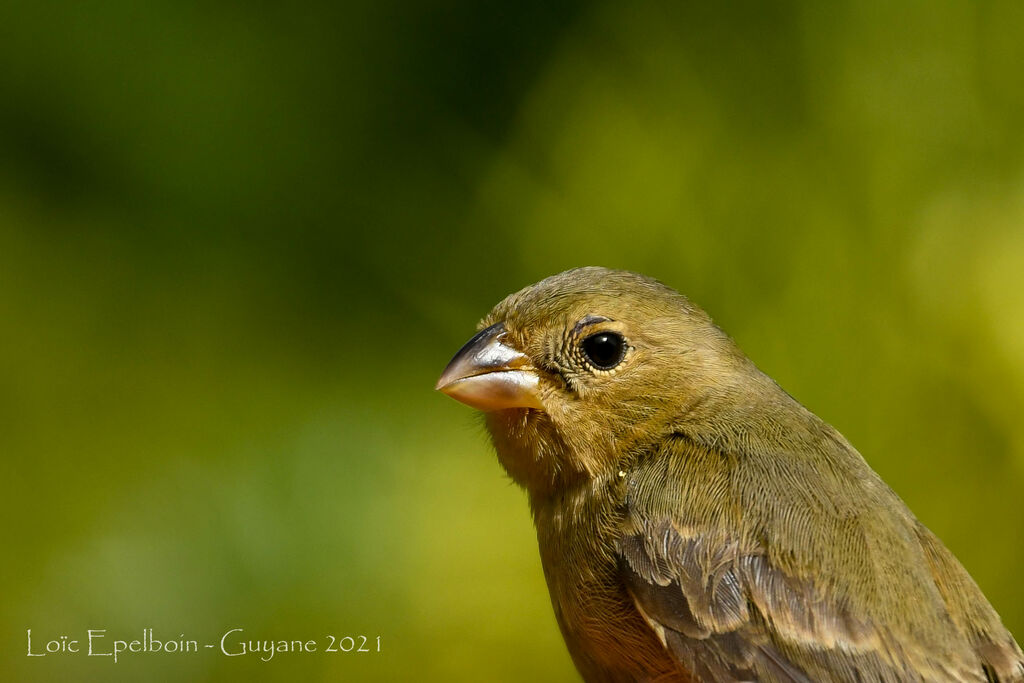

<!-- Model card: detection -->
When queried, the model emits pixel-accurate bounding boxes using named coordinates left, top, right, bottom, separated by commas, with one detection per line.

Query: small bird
left=436, top=267, right=1023, bottom=683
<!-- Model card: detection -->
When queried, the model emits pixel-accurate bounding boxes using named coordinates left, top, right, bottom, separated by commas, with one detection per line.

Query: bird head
left=437, top=267, right=753, bottom=498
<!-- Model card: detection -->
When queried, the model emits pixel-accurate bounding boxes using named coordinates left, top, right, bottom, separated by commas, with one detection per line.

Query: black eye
left=580, top=332, right=626, bottom=370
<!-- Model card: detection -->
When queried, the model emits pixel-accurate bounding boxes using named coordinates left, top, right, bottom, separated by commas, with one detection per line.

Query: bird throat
left=484, top=409, right=600, bottom=501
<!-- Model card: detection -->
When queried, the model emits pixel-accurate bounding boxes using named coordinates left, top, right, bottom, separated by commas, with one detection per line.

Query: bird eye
left=580, top=332, right=626, bottom=370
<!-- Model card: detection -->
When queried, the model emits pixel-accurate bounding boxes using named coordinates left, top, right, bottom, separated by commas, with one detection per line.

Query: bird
left=435, top=266, right=1024, bottom=683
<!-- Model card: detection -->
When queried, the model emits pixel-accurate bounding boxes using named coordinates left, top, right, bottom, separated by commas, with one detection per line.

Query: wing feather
left=618, top=516, right=1022, bottom=682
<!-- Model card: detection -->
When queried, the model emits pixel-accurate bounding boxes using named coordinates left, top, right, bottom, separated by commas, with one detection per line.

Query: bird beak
left=436, top=322, right=544, bottom=411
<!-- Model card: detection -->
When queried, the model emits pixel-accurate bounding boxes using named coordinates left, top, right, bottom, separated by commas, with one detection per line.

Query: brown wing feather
left=618, top=516, right=1023, bottom=682
left=915, top=523, right=1024, bottom=682
left=614, top=434, right=1023, bottom=682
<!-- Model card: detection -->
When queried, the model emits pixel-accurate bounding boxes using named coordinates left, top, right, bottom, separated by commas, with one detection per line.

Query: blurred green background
left=3, top=1, right=1023, bottom=681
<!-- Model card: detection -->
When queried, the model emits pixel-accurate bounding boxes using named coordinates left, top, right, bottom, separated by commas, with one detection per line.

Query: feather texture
left=440, top=267, right=1023, bottom=682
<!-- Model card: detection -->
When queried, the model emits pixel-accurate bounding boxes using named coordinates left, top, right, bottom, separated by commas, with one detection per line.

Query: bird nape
left=436, top=266, right=1023, bottom=683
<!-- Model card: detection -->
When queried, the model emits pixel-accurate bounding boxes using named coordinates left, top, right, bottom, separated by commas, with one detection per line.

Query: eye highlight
left=580, top=332, right=627, bottom=370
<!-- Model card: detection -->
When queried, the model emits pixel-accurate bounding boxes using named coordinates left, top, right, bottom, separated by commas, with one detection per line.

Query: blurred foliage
left=2, top=0, right=1024, bottom=681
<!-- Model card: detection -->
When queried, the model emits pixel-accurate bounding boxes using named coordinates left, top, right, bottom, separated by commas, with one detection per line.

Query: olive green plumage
left=446, top=267, right=1023, bottom=682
